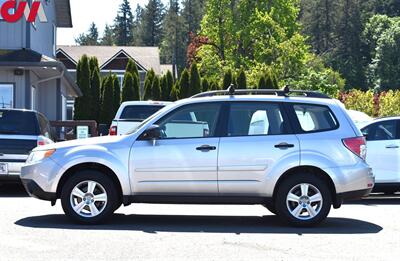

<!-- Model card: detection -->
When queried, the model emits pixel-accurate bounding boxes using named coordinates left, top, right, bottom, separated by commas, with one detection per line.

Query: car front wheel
left=61, top=170, right=118, bottom=224
left=275, top=174, right=332, bottom=227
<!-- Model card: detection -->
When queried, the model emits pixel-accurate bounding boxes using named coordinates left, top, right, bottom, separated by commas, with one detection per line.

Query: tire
left=262, top=202, right=277, bottom=215
left=275, top=173, right=332, bottom=227
left=61, top=170, right=119, bottom=225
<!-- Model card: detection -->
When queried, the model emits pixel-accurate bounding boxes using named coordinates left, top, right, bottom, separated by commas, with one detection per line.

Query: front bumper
left=21, top=178, right=57, bottom=202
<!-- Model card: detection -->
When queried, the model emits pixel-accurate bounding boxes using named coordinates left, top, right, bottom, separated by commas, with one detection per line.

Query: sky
left=57, top=0, right=169, bottom=46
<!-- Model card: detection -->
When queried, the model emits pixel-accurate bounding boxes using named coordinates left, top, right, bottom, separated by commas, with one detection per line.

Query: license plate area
left=0, top=163, right=8, bottom=175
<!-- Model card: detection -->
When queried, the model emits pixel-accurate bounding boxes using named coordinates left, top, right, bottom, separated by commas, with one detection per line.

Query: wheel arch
left=56, top=162, right=124, bottom=204
left=272, top=165, right=341, bottom=209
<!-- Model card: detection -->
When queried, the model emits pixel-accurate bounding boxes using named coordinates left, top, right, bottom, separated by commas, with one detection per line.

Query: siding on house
left=0, top=18, right=26, bottom=50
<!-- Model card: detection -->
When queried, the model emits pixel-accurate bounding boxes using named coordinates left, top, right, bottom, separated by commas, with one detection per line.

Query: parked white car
left=361, top=117, right=400, bottom=194
left=109, top=101, right=172, bottom=136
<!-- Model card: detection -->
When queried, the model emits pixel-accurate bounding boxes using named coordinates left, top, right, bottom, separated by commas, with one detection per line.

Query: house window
left=0, top=0, right=15, bottom=19
left=0, top=84, right=14, bottom=108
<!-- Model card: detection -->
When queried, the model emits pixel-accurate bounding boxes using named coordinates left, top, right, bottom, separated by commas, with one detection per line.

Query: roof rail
left=191, top=84, right=331, bottom=99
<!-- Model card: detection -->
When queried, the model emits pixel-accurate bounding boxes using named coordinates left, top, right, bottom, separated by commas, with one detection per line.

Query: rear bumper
left=338, top=188, right=373, bottom=201
left=21, top=179, right=56, bottom=202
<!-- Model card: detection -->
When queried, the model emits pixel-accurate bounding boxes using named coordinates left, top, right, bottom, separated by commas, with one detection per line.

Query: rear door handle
left=196, top=145, right=217, bottom=151
left=275, top=143, right=295, bottom=149
left=385, top=145, right=399, bottom=149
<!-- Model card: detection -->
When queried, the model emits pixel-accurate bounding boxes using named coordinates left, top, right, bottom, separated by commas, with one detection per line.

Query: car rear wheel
left=275, top=174, right=332, bottom=227
left=61, top=170, right=119, bottom=224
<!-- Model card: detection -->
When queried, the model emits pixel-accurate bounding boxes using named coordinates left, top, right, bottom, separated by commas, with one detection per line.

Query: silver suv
left=21, top=88, right=374, bottom=226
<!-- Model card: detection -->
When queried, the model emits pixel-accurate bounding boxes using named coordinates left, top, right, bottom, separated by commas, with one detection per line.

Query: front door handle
left=275, top=142, right=295, bottom=149
left=385, top=144, right=399, bottom=149
left=196, top=145, right=217, bottom=151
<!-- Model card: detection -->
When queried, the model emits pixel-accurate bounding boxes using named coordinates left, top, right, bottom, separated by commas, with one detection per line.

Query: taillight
left=342, top=137, right=366, bottom=160
left=109, top=126, right=117, bottom=136
left=37, top=136, right=48, bottom=146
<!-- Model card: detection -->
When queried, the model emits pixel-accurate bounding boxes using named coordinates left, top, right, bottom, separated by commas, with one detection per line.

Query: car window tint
left=293, top=104, right=337, bottom=132
left=227, top=103, right=287, bottom=136
left=0, top=110, right=38, bottom=135
left=120, top=105, right=165, bottom=121
left=362, top=120, right=397, bottom=141
left=157, top=103, right=221, bottom=139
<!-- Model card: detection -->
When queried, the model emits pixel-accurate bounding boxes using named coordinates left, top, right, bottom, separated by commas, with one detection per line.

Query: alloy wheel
left=70, top=180, right=108, bottom=218
left=286, top=183, right=323, bottom=220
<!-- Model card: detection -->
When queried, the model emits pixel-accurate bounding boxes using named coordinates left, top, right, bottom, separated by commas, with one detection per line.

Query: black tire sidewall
left=275, top=173, right=332, bottom=227
left=61, top=170, right=118, bottom=224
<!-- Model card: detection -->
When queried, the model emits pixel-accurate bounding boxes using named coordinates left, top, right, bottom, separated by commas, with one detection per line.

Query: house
left=56, top=45, right=173, bottom=119
left=0, top=0, right=81, bottom=121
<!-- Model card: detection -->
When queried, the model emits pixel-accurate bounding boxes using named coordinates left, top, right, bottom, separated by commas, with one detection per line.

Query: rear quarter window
left=292, top=104, right=338, bottom=133
left=0, top=110, right=39, bottom=135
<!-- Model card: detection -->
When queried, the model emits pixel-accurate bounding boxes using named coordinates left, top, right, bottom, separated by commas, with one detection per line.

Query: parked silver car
left=21, top=88, right=374, bottom=226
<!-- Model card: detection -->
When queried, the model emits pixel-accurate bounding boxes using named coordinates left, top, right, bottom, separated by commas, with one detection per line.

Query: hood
left=33, top=135, right=128, bottom=151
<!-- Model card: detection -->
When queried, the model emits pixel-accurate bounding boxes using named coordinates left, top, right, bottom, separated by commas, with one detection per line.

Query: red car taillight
left=109, top=126, right=117, bottom=136
left=37, top=136, right=48, bottom=146
left=342, top=137, right=367, bottom=160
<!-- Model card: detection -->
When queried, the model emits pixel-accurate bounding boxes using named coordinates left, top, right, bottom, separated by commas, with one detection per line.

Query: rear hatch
left=112, top=105, right=165, bottom=135
left=0, top=110, right=39, bottom=175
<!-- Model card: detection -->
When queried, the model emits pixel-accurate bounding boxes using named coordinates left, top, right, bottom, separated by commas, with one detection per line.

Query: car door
left=218, top=102, right=300, bottom=195
left=362, top=120, right=400, bottom=183
left=130, top=103, right=222, bottom=195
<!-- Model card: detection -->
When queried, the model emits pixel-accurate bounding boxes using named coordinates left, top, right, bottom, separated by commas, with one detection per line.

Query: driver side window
left=156, top=103, right=221, bottom=139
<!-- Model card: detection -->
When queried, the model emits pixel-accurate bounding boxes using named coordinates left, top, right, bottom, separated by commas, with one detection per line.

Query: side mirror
left=141, top=125, right=161, bottom=140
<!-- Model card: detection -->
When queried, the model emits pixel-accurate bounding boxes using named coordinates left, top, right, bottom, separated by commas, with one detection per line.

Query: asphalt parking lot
left=0, top=184, right=399, bottom=261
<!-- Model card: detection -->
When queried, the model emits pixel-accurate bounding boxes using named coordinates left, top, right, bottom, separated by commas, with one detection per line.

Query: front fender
left=51, top=145, right=132, bottom=195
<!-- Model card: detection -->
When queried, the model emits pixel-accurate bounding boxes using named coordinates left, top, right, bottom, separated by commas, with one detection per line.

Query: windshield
left=125, top=103, right=175, bottom=135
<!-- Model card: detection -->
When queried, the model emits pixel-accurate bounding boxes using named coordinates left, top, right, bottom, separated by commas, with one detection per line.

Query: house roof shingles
left=57, top=46, right=162, bottom=74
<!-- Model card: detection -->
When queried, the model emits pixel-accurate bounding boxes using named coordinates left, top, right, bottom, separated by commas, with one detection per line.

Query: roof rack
left=191, top=84, right=331, bottom=99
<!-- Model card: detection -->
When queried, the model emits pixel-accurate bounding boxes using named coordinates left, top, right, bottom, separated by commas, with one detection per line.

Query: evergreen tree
left=265, top=70, right=279, bottom=89
left=121, top=72, right=135, bottom=102
left=89, top=57, right=99, bottom=77
left=132, top=5, right=144, bottom=45
left=74, top=55, right=91, bottom=120
left=170, top=83, right=180, bottom=101
left=75, top=22, right=99, bottom=45
left=165, top=70, right=174, bottom=100
left=201, top=78, right=209, bottom=92
left=112, top=76, right=121, bottom=115
left=113, top=0, right=134, bottom=46
left=139, top=0, right=165, bottom=46
left=209, top=81, right=220, bottom=91
left=179, top=68, right=190, bottom=98
left=132, top=74, right=140, bottom=101
left=143, top=69, right=155, bottom=100
left=189, top=63, right=201, bottom=96
left=126, top=59, right=139, bottom=78
left=160, top=75, right=168, bottom=100
left=100, top=24, right=115, bottom=45
left=236, top=69, right=247, bottom=89
left=222, top=70, right=233, bottom=89
left=258, top=76, right=267, bottom=89
left=152, top=76, right=161, bottom=100
left=182, top=0, right=205, bottom=35
left=160, top=0, right=186, bottom=72
left=90, top=67, right=101, bottom=123
left=100, top=76, right=114, bottom=124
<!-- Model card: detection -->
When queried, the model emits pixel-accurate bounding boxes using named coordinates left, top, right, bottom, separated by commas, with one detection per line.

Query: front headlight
left=26, top=149, right=56, bottom=164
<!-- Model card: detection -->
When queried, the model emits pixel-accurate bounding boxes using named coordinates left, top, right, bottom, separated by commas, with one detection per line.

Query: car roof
left=369, top=116, right=400, bottom=123
left=120, top=101, right=172, bottom=107
left=177, top=95, right=341, bottom=107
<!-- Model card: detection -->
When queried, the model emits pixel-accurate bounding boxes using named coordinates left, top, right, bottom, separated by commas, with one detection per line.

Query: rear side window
left=120, top=105, right=164, bottom=121
left=293, top=104, right=338, bottom=133
left=0, top=110, right=39, bottom=135
left=227, top=102, right=288, bottom=136
left=38, top=114, right=51, bottom=138
left=361, top=120, right=398, bottom=141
